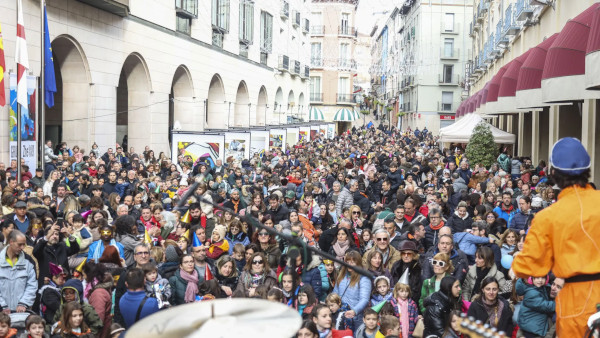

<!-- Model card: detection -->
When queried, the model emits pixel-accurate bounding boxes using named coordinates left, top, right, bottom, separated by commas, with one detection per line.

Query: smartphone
left=57, top=218, right=64, bottom=228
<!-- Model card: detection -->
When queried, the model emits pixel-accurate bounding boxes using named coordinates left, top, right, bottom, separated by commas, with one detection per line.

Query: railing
left=175, top=0, right=198, bottom=18
left=310, top=93, right=323, bottom=102
left=338, top=58, right=357, bottom=71
left=278, top=55, right=289, bottom=71
left=337, top=93, right=354, bottom=103
left=310, top=25, right=325, bottom=35
left=338, top=26, right=357, bottom=37
left=439, top=74, right=460, bottom=85
left=280, top=0, right=289, bottom=19
left=303, top=18, right=310, bottom=33
left=503, top=4, right=521, bottom=36
left=441, top=48, right=460, bottom=59
left=516, top=0, right=534, bottom=21
left=310, top=57, right=323, bottom=67
left=304, top=65, right=310, bottom=78
left=438, top=101, right=453, bottom=111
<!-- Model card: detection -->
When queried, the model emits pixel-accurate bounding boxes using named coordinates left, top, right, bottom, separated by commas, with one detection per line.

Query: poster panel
left=310, top=125, right=319, bottom=140
left=286, top=128, right=299, bottom=149
left=250, top=130, right=269, bottom=158
left=269, top=129, right=287, bottom=153
left=319, top=125, right=327, bottom=138
left=171, top=133, right=224, bottom=169
left=299, top=126, right=310, bottom=143
left=327, top=124, right=335, bottom=139
left=224, top=132, right=250, bottom=162
left=9, top=73, right=37, bottom=171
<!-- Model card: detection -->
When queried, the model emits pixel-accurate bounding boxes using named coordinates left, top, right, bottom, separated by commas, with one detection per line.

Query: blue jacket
left=301, top=256, right=323, bottom=299
left=225, top=232, right=250, bottom=255
left=493, top=206, right=517, bottom=223
left=119, top=290, right=160, bottom=328
left=509, top=210, right=532, bottom=232
left=453, top=232, right=490, bottom=256
left=87, top=240, right=125, bottom=262
left=317, top=263, right=330, bottom=301
left=0, top=247, right=37, bottom=310
left=333, top=274, right=372, bottom=315
left=516, top=279, right=555, bottom=336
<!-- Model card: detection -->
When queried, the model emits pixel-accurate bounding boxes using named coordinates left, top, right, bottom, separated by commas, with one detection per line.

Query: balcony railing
left=337, top=93, right=354, bottom=103
left=338, top=26, right=357, bottom=37
left=310, top=57, right=323, bottom=68
left=439, top=74, right=460, bottom=85
left=304, top=65, right=310, bottom=78
left=310, top=93, right=323, bottom=102
left=175, top=0, right=198, bottom=18
left=441, top=48, right=460, bottom=60
left=280, top=0, right=289, bottom=19
left=278, top=55, right=289, bottom=71
left=516, top=0, right=534, bottom=21
left=338, top=58, right=357, bottom=71
left=438, top=101, right=453, bottom=112
left=311, top=25, right=325, bottom=35
left=503, top=4, right=521, bottom=36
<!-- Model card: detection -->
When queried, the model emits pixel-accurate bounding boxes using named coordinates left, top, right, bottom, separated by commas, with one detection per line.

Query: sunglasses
left=352, top=211, right=361, bottom=214
left=376, top=237, right=388, bottom=242
left=252, top=260, right=264, bottom=265
left=432, top=260, right=447, bottom=267
left=258, top=232, right=269, bottom=236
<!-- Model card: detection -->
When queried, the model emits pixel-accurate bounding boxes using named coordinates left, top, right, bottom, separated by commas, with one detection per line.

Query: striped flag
left=15, top=0, right=29, bottom=108
left=0, top=22, right=5, bottom=106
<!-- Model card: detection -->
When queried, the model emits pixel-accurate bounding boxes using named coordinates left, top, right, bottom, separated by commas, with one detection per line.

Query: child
left=326, top=293, right=352, bottom=331
left=206, top=225, right=230, bottom=260
left=280, top=270, right=301, bottom=307
left=323, top=259, right=336, bottom=292
left=376, top=315, right=401, bottom=338
left=51, top=302, right=93, bottom=338
left=0, top=313, right=16, bottom=338
left=370, top=276, right=393, bottom=307
left=39, top=262, right=68, bottom=325
left=142, top=262, right=172, bottom=309
left=267, top=288, right=284, bottom=303
left=232, top=243, right=246, bottom=272
left=311, top=304, right=332, bottom=338
left=297, top=285, right=318, bottom=320
left=354, top=308, right=379, bottom=338
left=115, top=177, right=130, bottom=199
left=390, top=283, right=419, bottom=338
left=516, top=276, right=556, bottom=338
left=23, top=315, right=47, bottom=338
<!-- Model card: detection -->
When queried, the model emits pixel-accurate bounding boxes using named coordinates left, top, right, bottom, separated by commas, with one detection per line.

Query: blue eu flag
left=44, top=7, right=56, bottom=108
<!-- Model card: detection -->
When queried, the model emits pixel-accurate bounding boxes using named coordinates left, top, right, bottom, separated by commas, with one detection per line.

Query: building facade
left=463, top=0, right=600, bottom=184
left=370, top=0, right=473, bottom=134
left=309, top=0, right=359, bottom=129
left=0, top=0, right=310, bottom=161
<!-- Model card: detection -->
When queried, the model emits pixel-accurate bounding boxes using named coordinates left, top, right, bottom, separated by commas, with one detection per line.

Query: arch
left=256, top=86, right=268, bottom=126
left=46, top=35, right=91, bottom=150
left=233, top=81, right=250, bottom=127
left=169, top=65, right=194, bottom=135
left=298, top=92, right=305, bottom=121
left=207, top=74, right=226, bottom=129
left=274, top=87, right=284, bottom=124
left=287, top=90, right=295, bottom=122
left=116, top=53, right=152, bottom=152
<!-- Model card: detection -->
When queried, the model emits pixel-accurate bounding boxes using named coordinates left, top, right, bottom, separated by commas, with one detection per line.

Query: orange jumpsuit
left=513, top=184, right=600, bottom=338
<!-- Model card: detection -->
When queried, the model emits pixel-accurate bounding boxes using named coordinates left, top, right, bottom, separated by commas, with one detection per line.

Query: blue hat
left=550, top=137, right=590, bottom=175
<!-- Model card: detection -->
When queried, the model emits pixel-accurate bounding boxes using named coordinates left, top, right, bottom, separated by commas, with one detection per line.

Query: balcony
left=338, top=59, right=357, bottom=71
left=311, top=25, right=324, bottom=35
left=516, top=0, right=534, bottom=21
left=480, top=0, right=489, bottom=14
left=337, top=93, right=354, bottom=103
left=304, top=65, right=310, bottom=78
left=310, top=57, right=323, bottom=68
left=280, top=0, right=289, bottom=19
left=473, top=14, right=481, bottom=31
left=338, top=26, right=357, bottom=37
left=292, top=11, right=300, bottom=28
left=503, top=4, right=521, bottom=37
left=477, top=5, right=484, bottom=22
left=175, top=0, right=198, bottom=19
left=291, top=60, right=301, bottom=75
left=303, top=19, right=310, bottom=34
left=439, top=74, right=460, bottom=85
left=438, top=102, right=453, bottom=112
left=310, top=93, right=323, bottom=102
left=278, top=55, right=289, bottom=71
left=76, top=0, right=129, bottom=16
left=441, top=48, right=460, bottom=60
left=441, top=21, right=459, bottom=35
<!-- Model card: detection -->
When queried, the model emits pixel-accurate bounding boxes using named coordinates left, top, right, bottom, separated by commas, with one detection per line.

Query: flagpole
left=16, top=0, right=22, bottom=183
left=40, top=0, right=45, bottom=178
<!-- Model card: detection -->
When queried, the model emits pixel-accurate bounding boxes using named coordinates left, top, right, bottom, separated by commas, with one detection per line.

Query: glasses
left=258, top=232, right=269, bottom=236
left=252, top=260, right=264, bottom=265
left=352, top=211, right=361, bottom=215
left=486, top=215, right=495, bottom=219
left=432, top=260, right=447, bottom=267
left=376, top=237, right=388, bottom=242
left=401, top=252, right=414, bottom=256
left=135, top=251, right=150, bottom=256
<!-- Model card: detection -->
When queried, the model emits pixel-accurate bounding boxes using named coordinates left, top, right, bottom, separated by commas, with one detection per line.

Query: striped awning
left=353, top=108, right=362, bottom=119
left=309, top=106, right=325, bottom=121
left=333, top=108, right=356, bottom=121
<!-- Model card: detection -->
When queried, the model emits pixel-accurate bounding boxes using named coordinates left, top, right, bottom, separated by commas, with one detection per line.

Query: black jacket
left=466, top=296, right=514, bottom=334
left=366, top=178, right=382, bottom=202
left=390, top=260, right=423, bottom=307
left=423, top=291, right=454, bottom=337
left=265, top=204, right=290, bottom=224
left=446, top=212, right=473, bottom=234
left=387, top=171, right=403, bottom=194
left=33, top=237, right=80, bottom=287
left=353, top=191, right=374, bottom=217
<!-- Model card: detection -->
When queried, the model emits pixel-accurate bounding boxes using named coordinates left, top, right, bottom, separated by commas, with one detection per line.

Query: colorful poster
left=319, top=124, right=327, bottom=138
left=225, top=132, right=250, bottom=162
left=327, top=124, right=335, bottom=139
left=250, top=130, right=269, bottom=158
left=171, top=133, right=224, bottom=169
left=299, top=126, right=310, bottom=143
left=9, top=73, right=37, bottom=171
left=286, top=127, right=299, bottom=149
left=269, top=128, right=286, bottom=153
left=310, top=125, right=319, bottom=140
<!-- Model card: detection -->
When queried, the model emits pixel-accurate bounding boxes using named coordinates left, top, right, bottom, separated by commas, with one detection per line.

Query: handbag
left=412, top=318, right=424, bottom=338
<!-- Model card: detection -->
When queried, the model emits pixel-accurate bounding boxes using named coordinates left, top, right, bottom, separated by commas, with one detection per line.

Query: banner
left=310, top=125, right=319, bottom=140
left=327, top=124, right=335, bottom=139
left=269, top=129, right=286, bottom=153
left=171, top=133, right=224, bottom=169
left=250, top=130, right=269, bottom=158
left=9, top=73, right=37, bottom=171
left=319, top=124, right=327, bottom=138
left=224, top=132, right=250, bottom=162
left=299, top=126, right=310, bottom=143
left=286, top=127, right=299, bottom=149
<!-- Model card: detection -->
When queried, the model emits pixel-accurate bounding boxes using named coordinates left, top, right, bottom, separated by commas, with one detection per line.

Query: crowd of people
left=0, top=125, right=589, bottom=338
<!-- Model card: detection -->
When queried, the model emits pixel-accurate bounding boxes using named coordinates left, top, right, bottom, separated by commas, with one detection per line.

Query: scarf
left=231, top=199, right=240, bottom=213
left=472, top=267, right=490, bottom=298
left=179, top=269, right=199, bottom=303
left=501, top=203, right=514, bottom=213
left=208, top=239, right=229, bottom=255
left=397, top=297, right=410, bottom=338
left=332, top=240, right=350, bottom=261
left=429, top=220, right=445, bottom=231
left=140, top=216, right=159, bottom=230
left=482, top=297, right=503, bottom=327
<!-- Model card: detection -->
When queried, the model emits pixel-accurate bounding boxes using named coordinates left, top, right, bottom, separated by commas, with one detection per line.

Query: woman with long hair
left=251, top=225, right=281, bottom=269
left=107, top=193, right=120, bottom=219
left=214, top=255, right=239, bottom=298
left=52, top=302, right=93, bottom=338
left=364, top=250, right=391, bottom=280
left=236, top=252, right=278, bottom=297
left=419, top=252, right=454, bottom=313
left=332, top=250, right=372, bottom=331
left=499, top=229, right=520, bottom=257
left=43, top=170, right=59, bottom=197
left=462, top=246, right=510, bottom=302
left=423, top=276, right=462, bottom=338
left=168, top=254, right=204, bottom=305
left=466, top=277, right=514, bottom=334
left=83, top=261, right=113, bottom=338
left=328, top=228, right=355, bottom=266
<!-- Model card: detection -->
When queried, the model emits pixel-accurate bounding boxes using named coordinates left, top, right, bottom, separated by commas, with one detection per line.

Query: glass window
left=444, top=38, right=454, bottom=57
left=442, top=91, right=453, bottom=111
left=212, top=0, right=230, bottom=32
left=444, top=13, right=454, bottom=32
left=239, top=0, right=254, bottom=43
left=260, top=11, right=273, bottom=53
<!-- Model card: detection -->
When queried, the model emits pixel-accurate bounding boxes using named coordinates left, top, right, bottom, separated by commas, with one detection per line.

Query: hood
left=28, top=203, right=49, bottom=211
left=453, top=210, right=469, bottom=220
left=62, top=279, right=84, bottom=304
left=306, top=254, right=321, bottom=270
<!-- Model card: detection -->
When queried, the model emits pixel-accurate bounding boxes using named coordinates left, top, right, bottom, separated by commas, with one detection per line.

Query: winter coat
left=0, top=247, right=37, bottom=311
left=214, top=270, right=238, bottom=298
left=265, top=204, right=290, bottom=224
left=301, top=255, right=323, bottom=299
left=452, top=177, right=468, bottom=194
left=423, top=220, right=446, bottom=252
left=387, top=171, right=403, bottom=194
left=509, top=210, right=532, bottom=233
left=236, top=269, right=278, bottom=297
left=88, top=275, right=114, bottom=338
left=366, top=178, right=382, bottom=203
left=53, top=279, right=103, bottom=335
left=421, top=247, right=470, bottom=283
left=332, top=273, right=372, bottom=315
left=389, top=297, right=419, bottom=336
left=419, top=274, right=450, bottom=314
left=390, top=259, right=423, bottom=306
left=33, top=237, right=80, bottom=286
left=423, top=291, right=454, bottom=338
left=354, top=191, right=374, bottom=216
left=335, top=187, right=354, bottom=216
left=116, top=233, right=142, bottom=267
left=453, top=232, right=491, bottom=257
left=511, top=158, right=522, bottom=175
left=466, top=296, right=514, bottom=335
left=261, top=244, right=282, bottom=270
left=497, top=153, right=510, bottom=172
left=225, top=232, right=250, bottom=255
left=144, top=273, right=172, bottom=302
left=493, top=205, right=517, bottom=223
left=446, top=211, right=473, bottom=233
left=39, top=283, right=62, bottom=324
left=158, top=261, right=179, bottom=280
left=457, top=168, right=472, bottom=186
left=515, top=279, right=555, bottom=336
left=44, top=144, right=58, bottom=163
left=169, top=267, right=205, bottom=305
left=462, top=264, right=510, bottom=302
left=362, top=246, right=402, bottom=270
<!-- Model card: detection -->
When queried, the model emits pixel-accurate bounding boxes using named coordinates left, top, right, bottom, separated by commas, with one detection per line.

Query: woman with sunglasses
left=462, top=246, right=510, bottom=302
left=252, top=225, right=281, bottom=270
left=349, top=205, right=366, bottom=233
left=419, top=252, right=453, bottom=314
left=333, top=250, right=372, bottom=332
left=237, top=252, right=277, bottom=297
left=390, top=240, right=422, bottom=305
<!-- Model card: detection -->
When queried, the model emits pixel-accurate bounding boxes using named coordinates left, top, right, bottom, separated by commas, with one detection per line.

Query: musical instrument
left=455, top=313, right=508, bottom=338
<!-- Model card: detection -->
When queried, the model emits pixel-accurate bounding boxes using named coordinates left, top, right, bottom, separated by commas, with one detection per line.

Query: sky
left=356, top=0, right=405, bottom=35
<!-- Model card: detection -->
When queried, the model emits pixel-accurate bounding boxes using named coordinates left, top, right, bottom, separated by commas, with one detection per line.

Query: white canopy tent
left=439, top=113, right=516, bottom=144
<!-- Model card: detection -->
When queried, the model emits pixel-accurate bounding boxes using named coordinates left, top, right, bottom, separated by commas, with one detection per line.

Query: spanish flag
left=0, top=22, right=6, bottom=106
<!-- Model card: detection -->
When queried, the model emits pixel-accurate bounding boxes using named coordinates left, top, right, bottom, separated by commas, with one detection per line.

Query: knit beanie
left=165, top=245, right=180, bottom=263
left=213, top=224, right=227, bottom=242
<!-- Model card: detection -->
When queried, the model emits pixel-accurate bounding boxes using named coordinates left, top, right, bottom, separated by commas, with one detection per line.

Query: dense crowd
left=0, top=125, right=576, bottom=338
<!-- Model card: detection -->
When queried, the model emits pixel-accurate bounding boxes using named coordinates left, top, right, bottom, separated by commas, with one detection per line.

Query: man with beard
left=376, top=180, right=397, bottom=211
left=223, top=189, right=247, bottom=214
left=493, top=192, right=517, bottom=222
left=421, top=232, right=469, bottom=283
left=190, top=238, right=212, bottom=280
left=283, top=190, right=297, bottom=210
left=33, top=223, right=80, bottom=287
left=265, top=194, right=289, bottom=224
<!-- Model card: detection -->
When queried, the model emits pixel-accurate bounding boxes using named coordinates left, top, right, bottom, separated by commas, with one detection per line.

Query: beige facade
left=0, top=0, right=310, bottom=162
left=465, top=0, right=600, bottom=184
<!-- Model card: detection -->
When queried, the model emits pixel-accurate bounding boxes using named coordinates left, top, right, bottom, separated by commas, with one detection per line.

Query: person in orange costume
left=513, top=137, right=600, bottom=338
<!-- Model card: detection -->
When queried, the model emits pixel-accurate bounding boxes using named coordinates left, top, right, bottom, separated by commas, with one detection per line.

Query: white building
left=0, top=0, right=310, bottom=161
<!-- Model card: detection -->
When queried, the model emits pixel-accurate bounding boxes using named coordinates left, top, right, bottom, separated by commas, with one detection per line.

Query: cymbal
left=125, top=298, right=302, bottom=338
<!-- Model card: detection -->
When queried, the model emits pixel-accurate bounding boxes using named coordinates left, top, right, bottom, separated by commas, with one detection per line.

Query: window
left=212, top=0, right=230, bottom=32
left=443, top=65, right=453, bottom=83
left=442, top=91, right=453, bottom=111
left=310, top=77, right=321, bottom=101
left=311, top=43, right=322, bottom=66
left=239, top=0, right=254, bottom=44
left=339, top=43, right=349, bottom=67
left=260, top=11, right=273, bottom=53
left=341, top=13, right=349, bottom=34
left=176, top=16, right=192, bottom=35
left=444, top=38, right=454, bottom=58
left=444, top=13, right=454, bottom=32
left=338, top=77, right=348, bottom=94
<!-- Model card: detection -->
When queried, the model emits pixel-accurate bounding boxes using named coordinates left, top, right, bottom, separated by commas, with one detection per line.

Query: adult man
left=51, top=184, right=68, bottom=218
left=376, top=179, right=397, bottom=211
left=387, top=162, right=403, bottom=194
left=11, top=201, right=31, bottom=233
left=87, top=222, right=125, bottom=262
left=399, top=222, right=426, bottom=254
left=453, top=220, right=495, bottom=264
left=384, top=218, right=402, bottom=250
left=30, top=168, right=45, bottom=189
left=393, top=205, right=410, bottom=233
left=513, top=137, right=600, bottom=338
left=544, top=278, right=564, bottom=338
left=509, top=196, right=533, bottom=234
left=0, top=231, right=37, bottom=312
left=265, top=194, right=289, bottom=224
left=493, top=192, right=517, bottom=222
left=336, top=179, right=357, bottom=216
left=115, top=147, right=129, bottom=167
left=114, top=244, right=151, bottom=326
left=223, top=188, right=247, bottom=214
left=33, top=223, right=79, bottom=286
left=366, top=171, right=382, bottom=203
left=421, top=232, right=469, bottom=283
left=362, top=229, right=402, bottom=269
left=103, top=171, right=118, bottom=197
left=319, top=218, right=354, bottom=253
left=44, top=140, right=58, bottom=164
left=2, top=177, right=17, bottom=196
left=403, top=197, right=426, bottom=226
left=456, top=161, right=472, bottom=185
left=119, top=268, right=160, bottom=328
left=283, top=190, right=297, bottom=210
left=190, top=239, right=211, bottom=280
left=79, top=174, right=93, bottom=197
